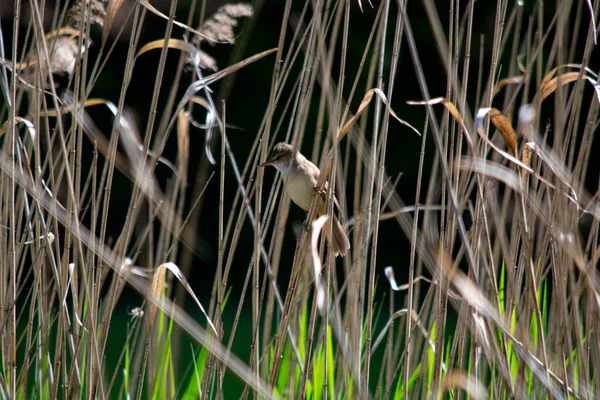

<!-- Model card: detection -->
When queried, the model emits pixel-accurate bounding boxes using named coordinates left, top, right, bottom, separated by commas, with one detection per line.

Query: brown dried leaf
left=338, top=88, right=419, bottom=143
left=135, top=38, right=218, bottom=71
left=539, top=63, right=597, bottom=91
left=148, top=264, right=167, bottom=330
left=186, top=96, right=217, bottom=163
left=476, top=108, right=517, bottom=154
left=310, top=216, right=329, bottom=312
left=384, top=266, right=431, bottom=291
left=460, top=158, right=523, bottom=192
left=45, top=28, right=81, bottom=41
left=538, top=65, right=600, bottom=104
left=164, top=48, right=277, bottom=152
left=320, top=88, right=419, bottom=183
left=539, top=64, right=583, bottom=89
left=147, top=262, right=217, bottom=335
left=493, top=76, right=525, bottom=97
left=540, top=71, right=586, bottom=101
left=188, top=96, right=212, bottom=110
left=371, top=308, right=429, bottom=355
left=517, top=55, right=526, bottom=73
left=160, top=262, right=218, bottom=334
left=136, top=38, right=197, bottom=58
left=488, top=109, right=517, bottom=154
left=407, top=97, right=473, bottom=147
left=0, top=117, right=36, bottom=141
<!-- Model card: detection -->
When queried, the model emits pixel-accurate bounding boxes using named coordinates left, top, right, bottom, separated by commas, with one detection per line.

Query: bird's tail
left=324, top=216, right=350, bottom=257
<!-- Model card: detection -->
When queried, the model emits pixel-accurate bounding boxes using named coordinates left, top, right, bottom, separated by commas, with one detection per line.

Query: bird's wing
left=311, top=168, right=343, bottom=215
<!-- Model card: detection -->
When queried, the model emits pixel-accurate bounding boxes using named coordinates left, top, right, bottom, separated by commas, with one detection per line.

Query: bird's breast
left=285, top=171, right=320, bottom=212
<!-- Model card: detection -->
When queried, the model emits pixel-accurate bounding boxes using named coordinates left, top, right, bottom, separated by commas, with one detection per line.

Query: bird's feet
left=303, top=219, right=310, bottom=231
left=313, top=185, right=328, bottom=197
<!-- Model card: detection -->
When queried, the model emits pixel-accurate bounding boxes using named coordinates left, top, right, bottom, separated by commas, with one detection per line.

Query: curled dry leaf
left=517, top=54, right=527, bottom=73
left=406, top=96, right=473, bottom=148
left=493, top=75, right=525, bottom=97
left=460, top=158, right=524, bottom=193
left=164, top=48, right=277, bottom=156
left=384, top=266, right=431, bottom=291
left=136, top=38, right=197, bottom=59
left=541, top=63, right=585, bottom=88
left=0, top=117, right=36, bottom=142
left=372, top=308, right=433, bottom=356
left=475, top=108, right=517, bottom=155
left=540, top=72, right=586, bottom=101
left=537, top=65, right=600, bottom=103
left=491, top=64, right=600, bottom=108
left=149, top=263, right=218, bottom=335
left=370, top=308, right=407, bottom=353
left=183, top=96, right=217, bottom=164
left=310, top=216, right=329, bottom=313
left=148, top=264, right=167, bottom=331
left=44, top=28, right=82, bottom=41
left=338, top=88, right=420, bottom=144
left=320, top=88, right=419, bottom=183
left=204, top=109, right=217, bottom=164
left=513, top=141, right=585, bottom=212
left=542, top=63, right=598, bottom=85
left=462, top=155, right=584, bottom=213
left=135, top=38, right=218, bottom=72
left=487, top=109, right=517, bottom=154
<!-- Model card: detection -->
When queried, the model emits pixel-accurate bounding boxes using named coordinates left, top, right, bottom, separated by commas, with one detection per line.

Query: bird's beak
left=259, top=159, right=273, bottom=168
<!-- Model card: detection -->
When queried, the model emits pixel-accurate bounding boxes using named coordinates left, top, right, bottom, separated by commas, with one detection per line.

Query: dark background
left=2, top=0, right=599, bottom=394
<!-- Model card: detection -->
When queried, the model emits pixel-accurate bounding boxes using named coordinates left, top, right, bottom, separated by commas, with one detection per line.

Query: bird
left=260, top=142, right=350, bottom=257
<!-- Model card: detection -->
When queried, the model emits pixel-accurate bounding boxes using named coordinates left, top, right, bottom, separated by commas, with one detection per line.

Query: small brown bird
left=260, top=143, right=351, bottom=257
